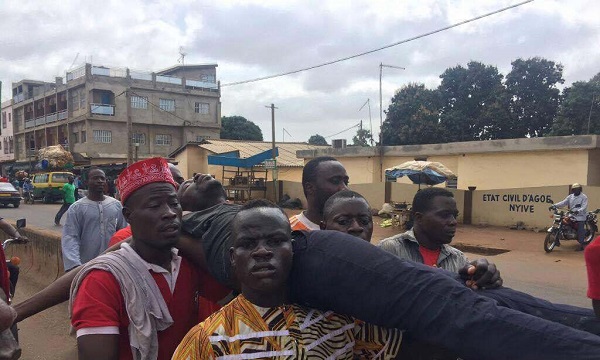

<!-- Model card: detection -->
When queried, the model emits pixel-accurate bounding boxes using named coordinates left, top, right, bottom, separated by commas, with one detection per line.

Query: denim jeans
left=578, top=221, right=587, bottom=244
left=289, top=230, right=600, bottom=360
left=54, top=202, right=71, bottom=224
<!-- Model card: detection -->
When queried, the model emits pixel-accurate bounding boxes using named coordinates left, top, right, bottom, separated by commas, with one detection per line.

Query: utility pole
left=266, top=103, right=278, bottom=202
left=126, top=89, right=133, bottom=165
left=378, top=63, right=405, bottom=181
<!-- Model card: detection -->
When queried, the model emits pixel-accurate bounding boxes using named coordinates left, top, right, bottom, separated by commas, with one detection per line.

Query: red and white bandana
left=116, top=157, right=177, bottom=203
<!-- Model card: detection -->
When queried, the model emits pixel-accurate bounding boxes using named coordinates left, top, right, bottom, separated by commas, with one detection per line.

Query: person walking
left=54, top=175, right=75, bottom=226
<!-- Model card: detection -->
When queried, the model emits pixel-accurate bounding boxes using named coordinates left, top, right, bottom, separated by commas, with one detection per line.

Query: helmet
left=572, top=183, right=582, bottom=189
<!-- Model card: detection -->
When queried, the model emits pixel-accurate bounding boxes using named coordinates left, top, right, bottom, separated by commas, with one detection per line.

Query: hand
left=459, top=258, right=503, bottom=290
left=572, top=210, right=580, bottom=215
left=548, top=205, right=556, bottom=211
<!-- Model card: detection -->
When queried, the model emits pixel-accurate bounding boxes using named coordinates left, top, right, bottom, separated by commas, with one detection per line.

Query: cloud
left=1, top=0, right=599, bottom=144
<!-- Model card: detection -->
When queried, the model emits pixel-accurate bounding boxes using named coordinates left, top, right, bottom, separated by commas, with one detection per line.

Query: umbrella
left=385, top=160, right=457, bottom=189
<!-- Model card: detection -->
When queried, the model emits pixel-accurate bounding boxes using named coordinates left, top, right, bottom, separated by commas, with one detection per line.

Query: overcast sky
left=1, top=0, right=599, bottom=144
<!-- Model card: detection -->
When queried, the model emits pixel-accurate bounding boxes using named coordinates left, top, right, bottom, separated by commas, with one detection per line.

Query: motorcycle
left=2, top=218, right=26, bottom=345
left=22, top=190, right=34, bottom=205
left=544, top=208, right=599, bottom=252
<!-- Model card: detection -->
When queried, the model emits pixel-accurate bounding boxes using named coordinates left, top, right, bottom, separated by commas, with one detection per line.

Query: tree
left=381, top=83, right=446, bottom=145
left=352, top=128, right=373, bottom=147
left=505, top=57, right=564, bottom=137
left=438, top=61, right=513, bottom=142
left=308, top=134, right=328, bottom=146
left=220, top=116, right=263, bottom=141
left=550, top=75, right=600, bottom=136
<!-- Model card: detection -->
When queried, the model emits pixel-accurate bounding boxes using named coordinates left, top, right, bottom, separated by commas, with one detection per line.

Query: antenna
left=68, top=53, right=80, bottom=71
left=178, top=46, right=187, bottom=66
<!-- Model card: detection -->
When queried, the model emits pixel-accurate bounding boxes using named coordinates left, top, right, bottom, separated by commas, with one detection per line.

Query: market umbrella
left=385, top=160, right=457, bottom=189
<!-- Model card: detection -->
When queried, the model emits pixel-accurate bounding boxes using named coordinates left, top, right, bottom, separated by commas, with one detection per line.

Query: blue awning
left=208, top=148, right=278, bottom=168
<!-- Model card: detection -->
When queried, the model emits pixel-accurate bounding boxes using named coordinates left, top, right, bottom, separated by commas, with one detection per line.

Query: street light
left=379, top=63, right=405, bottom=146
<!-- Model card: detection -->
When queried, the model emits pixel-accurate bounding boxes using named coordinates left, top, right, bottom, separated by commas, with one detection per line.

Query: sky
left=1, top=0, right=599, bottom=144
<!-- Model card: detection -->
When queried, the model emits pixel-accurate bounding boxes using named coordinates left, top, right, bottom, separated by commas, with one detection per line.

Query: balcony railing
left=90, top=103, right=115, bottom=116
left=66, top=65, right=86, bottom=82
left=156, top=75, right=182, bottom=85
left=35, top=116, right=46, bottom=126
left=46, top=112, right=57, bottom=123
left=186, top=79, right=218, bottom=90
left=58, top=110, right=67, bottom=120
left=24, top=119, right=35, bottom=129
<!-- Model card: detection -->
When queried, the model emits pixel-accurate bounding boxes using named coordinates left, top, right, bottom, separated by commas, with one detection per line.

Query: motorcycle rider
left=550, top=183, right=588, bottom=251
left=22, top=178, right=33, bottom=203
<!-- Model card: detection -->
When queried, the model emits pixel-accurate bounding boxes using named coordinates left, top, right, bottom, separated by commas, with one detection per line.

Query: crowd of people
left=1, top=156, right=600, bottom=359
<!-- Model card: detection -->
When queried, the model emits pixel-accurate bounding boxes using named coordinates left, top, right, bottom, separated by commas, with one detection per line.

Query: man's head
left=321, top=190, right=373, bottom=242
left=168, top=163, right=185, bottom=185
left=302, top=156, right=349, bottom=214
left=177, top=173, right=227, bottom=211
left=412, top=187, right=458, bottom=249
left=117, top=158, right=181, bottom=249
left=229, top=199, right=293, bottom=307
left=86, top=168, right=106, bottom=195
left=68, top=175, right=74, bottom=184
left=572, top=183, right=582, bottom=196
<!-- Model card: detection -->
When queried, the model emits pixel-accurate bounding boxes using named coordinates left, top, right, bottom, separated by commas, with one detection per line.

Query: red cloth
left=72, top=258, right=215, bottom=360
left=419, top=246, right=442, bottom=268
left=0, top=246, right=10, bottom=300
left=109, top=226, right=133, bottom=247
left=585, top=237, right=600, bottom=300
left=116, top=157, right=177, bottom=204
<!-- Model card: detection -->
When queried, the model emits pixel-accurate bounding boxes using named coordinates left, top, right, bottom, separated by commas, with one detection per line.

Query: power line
left=325, top=122, right=361, bottom=139
left=221, top=0, right=534, bottom=87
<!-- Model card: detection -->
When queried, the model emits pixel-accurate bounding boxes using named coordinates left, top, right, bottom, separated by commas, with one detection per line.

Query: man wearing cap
left=69, top=158, right=227, bottom=360
left=550, top=183, right=589, bottom=251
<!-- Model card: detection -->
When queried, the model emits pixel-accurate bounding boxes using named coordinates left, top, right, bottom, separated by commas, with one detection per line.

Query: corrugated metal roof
left=199, top=140, right=329, bottom=167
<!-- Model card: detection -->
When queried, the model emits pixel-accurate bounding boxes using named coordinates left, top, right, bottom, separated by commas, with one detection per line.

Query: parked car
left=0, top=183, right=21, bottom=208
left=31, top=172, right=73, bottom=203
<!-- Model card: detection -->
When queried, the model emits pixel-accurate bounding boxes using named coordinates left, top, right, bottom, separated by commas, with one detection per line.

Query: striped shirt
left=289, top=212, right=320, bottom=231
left=172, top=295, right=402, bottom=359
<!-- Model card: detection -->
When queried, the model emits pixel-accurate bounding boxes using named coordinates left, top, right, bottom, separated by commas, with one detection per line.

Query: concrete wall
left=349, top=182, right=386, bottom=210
left=330, top=156, right=378, bottom=184
left=0, top=224, right=63, bottom=287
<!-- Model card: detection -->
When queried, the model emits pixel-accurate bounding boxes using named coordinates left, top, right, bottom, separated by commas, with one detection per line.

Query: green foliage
left=550, top=75, right=600, bottom=135
left=352, top=128, right=373, bottom=147
left=220, top=116, right=263, bottom=141
left=308, top=134, right=328, bottom=146
left=381, top=83, right=446, bottom=145
left=505, top=57, right=564, bottom=137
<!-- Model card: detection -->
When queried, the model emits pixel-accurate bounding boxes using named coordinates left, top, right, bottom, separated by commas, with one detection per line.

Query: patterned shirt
left=377, top=230, right=469, bottom=273
left=173, top=295, right=402, bottom=359
left=289, top=212, right=320, bottom=231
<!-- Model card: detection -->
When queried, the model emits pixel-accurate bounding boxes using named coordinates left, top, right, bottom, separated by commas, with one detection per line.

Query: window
left=1, top=112, right=6, bottom=129
left=2, top=139, right=7, bottom=154
left=446, top=178, right=458, bottom=189
left=72, top=132, right=79, bottom=144
left=81, top=130, right=87, bottom=143
left=200, top=74, right=216, bottom=83
left=155, top=134, right=171, bottom=146
left=131, top=96, right=148, bottom=109
left=195, top=102, right=209, bottom=114
left=8, top=113, right=11, bottom=123
left=131, top=133, right=146, bottom=144
left=159, top=98, right=175, bottom=112
left=196, top=135, right=211, bottom=142
left=93, top=130, right=112, bottom=143
left=8, top=138, right=13, bottom=154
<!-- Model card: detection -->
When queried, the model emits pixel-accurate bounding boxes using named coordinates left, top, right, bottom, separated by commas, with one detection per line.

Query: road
left=2, top=205, right=596, bottom=358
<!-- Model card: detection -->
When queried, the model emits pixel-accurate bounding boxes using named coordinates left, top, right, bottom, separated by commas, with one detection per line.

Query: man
left=585, top=237, right=600, bottom=317
left=0, top=218, right=28, bottom=300
left=54, top=175, right=76, bottom=226
left=173, top=200, right=402, bottom=359
left=289, top=156, right=349, bottom=230
left=70, top=157, right=226, bottom=360
left=14, top=173, right=600, bottom=359
left=551, top=183, right=589, bottom=250
left=320, top=189, right=373, bottom=242
left=61, top=168, right=127, bottom=271
left=73, top=175, right=82, bottom=200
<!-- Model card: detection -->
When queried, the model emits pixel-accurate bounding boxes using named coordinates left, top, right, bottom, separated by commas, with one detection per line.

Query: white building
left=0, top=100, right=15, bottom=169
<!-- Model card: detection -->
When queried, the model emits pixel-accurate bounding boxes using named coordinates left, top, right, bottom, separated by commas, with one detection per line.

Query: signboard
left=264, top=159, right=277, bottom=169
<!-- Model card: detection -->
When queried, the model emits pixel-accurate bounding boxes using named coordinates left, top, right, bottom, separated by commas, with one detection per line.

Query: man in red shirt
left=585, top=237, right=600, bottom=317
left=70, top=157, right=226, bottom=360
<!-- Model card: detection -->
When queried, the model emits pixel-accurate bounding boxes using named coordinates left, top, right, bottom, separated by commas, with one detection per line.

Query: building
left=170, top=139, right=329, bottom=182
left=297, top=135, right=600, bottom=190
left=0, top=100, right=16, bottom=172
left=10, top=63, right=221, bottom=169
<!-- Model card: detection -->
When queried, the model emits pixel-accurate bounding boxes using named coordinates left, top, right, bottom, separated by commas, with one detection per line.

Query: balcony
left=58, top=110, right=67, bottom=120
left=46, top=113, right=58, bottom=124
left=90, top=103, right=115, bottom=116
left=24, top=119, right=35, bottom=129
left=35, top=116, right=46, bottom=126
left=186, top=79, right=218, bottom=90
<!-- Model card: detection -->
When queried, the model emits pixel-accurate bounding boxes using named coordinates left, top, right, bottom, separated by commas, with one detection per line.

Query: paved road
left=0, top=202, right=67, bottom=232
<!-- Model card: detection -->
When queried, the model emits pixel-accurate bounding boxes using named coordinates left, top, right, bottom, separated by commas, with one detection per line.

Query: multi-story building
left=11, top=63, right=221, bottom=168
left=0, top=100, right=16, bottom=169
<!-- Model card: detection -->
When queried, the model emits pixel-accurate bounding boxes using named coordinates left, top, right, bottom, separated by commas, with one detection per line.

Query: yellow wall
left=349, top=183, right=386, bottom=210
left=174, top=146, right=208, bottom=180
left=457, top=150, right=589, bottom=190
left=279, top=181, right=306, bottom=207
left=329, top=156, right=378, bottom=184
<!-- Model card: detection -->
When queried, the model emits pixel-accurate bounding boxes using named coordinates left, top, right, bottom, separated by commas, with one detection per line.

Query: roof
left=199, top=139, right=329, bottom=167
left=157, top=64, right=218, bottom=75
